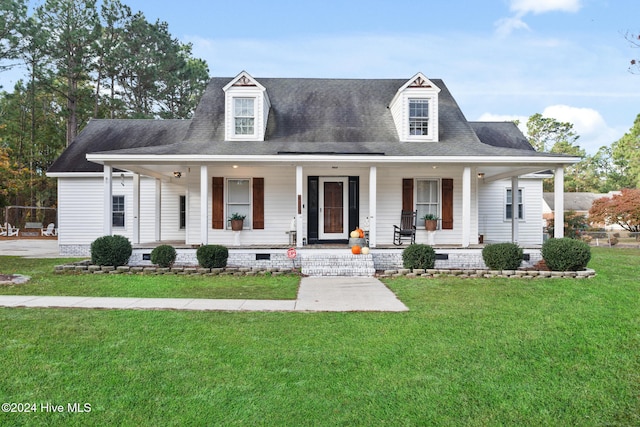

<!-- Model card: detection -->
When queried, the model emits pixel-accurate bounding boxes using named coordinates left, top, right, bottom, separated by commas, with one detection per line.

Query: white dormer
left=389, top=72, right=441, bottom=142
left=223, top=71, right=271, bottom=141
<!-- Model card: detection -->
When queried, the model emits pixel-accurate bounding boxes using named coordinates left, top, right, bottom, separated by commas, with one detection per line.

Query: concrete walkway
left=1, top=239, right=408, bottom=312
left=0, top=277, right=408, bottom=312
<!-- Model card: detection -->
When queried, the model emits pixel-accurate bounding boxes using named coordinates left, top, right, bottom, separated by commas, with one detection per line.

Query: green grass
left=1, top=247, right=638, bottom=426
left=0, top=257, right=299, bottom=299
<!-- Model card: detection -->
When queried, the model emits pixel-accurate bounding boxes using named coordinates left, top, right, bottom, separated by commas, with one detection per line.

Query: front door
left=319, top=177, right=348, bottom=240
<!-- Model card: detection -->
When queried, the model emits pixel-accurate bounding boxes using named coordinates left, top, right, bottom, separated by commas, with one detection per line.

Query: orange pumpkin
left=351, top=245, right=361, bottom=255
left=357, top=228, right=364, bottom=238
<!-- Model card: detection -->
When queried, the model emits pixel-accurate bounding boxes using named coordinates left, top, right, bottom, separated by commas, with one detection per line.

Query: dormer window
left=234, top=98, right=255, bottom=136
left=409, top=99, right=429, bottom=136
left=224, top=71, right=270, bottom=141
left=390, top=73, right=440, bottom=142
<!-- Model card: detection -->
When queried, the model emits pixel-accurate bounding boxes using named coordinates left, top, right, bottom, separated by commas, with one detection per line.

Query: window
left=112, top=195, right=125, bottom=227
left=409, top=99, right=429, bottom=136
left=227, top=179, right=250, bottom=229
left=234, top=98, right=255, bottom=135
left=179, top=195, right=186, bottom=229
left=506, top=188, right=523, bottom=220
left=416, top=179, right=439, bottom=228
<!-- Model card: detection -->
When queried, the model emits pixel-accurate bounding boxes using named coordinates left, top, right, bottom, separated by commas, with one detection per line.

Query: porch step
left=301, top=253, right=376, bottom=277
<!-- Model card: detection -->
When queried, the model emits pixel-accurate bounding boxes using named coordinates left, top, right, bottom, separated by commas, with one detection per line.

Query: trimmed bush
left=482, top=242, right=523, bottom=270
left=196, top=245, right=229, bottom=269
left=402, top=244, right=436, bottom=270
left=90, top=235, right=132, bottom=267
left=542, top=237, right=591, bottom=271
left=151, top=245, right=177, bottom=268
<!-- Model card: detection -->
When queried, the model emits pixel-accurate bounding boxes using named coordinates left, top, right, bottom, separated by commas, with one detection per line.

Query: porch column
left=200, top=165, right=209, bottom=245
left=511, top=175, right=519, bottom=243
left=554, top=166, right=564, bottom=238
left=132, top=172, right=140, bottom=244
left=103, top=165, right=112, bottom=236
left=296, top=165, right=303, bottom=247
left=369, top=166, right=377, bottom=248
left=462, top=166, right=471, bottom=247
left=155, top=178, right=161, bottom=241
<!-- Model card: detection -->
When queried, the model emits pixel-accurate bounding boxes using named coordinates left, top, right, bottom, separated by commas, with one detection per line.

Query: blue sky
left=3, top=0, right=639, bottom=154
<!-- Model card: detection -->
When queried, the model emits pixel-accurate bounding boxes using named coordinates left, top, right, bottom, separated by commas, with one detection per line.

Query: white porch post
left=155, top=178, right=162, bottom=241
left=511, top=175, right=519, bottom=243
left=369, top=166, right=377, bottom=248
left=554, top=166, right=565, bottom=238
left=296, top=165, right=303, bottom=247
left=200, top=165, right=209, bottom=245
left=103, top=165, right=112, bottom=236
left=462, top=167, right=471, bottom=247
left=132, top=172, right=140, bottom=244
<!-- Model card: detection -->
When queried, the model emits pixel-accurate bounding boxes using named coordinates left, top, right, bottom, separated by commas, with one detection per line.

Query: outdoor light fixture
left=173, top=171, right=182, bottom=178
left=477, top=172, right=485, bottom=179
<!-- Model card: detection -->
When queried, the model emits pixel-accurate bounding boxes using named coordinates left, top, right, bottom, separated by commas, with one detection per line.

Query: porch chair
left=5, top=223, right=20, bottom=237
left=41, top=223, right=57, bottom=236
left=393, top=211, right=417, bottom=245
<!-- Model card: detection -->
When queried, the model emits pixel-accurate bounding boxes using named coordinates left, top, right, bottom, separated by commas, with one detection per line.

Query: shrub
left=90, top=235, right=132, bottom=267
left=151, top=245, right=177, bottom=268
left=541, top=238, right=591, bottom=271
left=547, top=210, right=589, bottom=240
left=482, top=242, right=523, bottom=270
left=196, top=245, right=229, bottom=268
left=402, top=244, right=436, bottom=270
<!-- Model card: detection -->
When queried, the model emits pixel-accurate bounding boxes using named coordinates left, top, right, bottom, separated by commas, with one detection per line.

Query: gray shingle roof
left=469, top=122, right=535, bottom=151
left=543, top=192, right=608, bottom=212
left=48, top=119, right=191, bottom=173
left=49, top=76, right=563, bottom=173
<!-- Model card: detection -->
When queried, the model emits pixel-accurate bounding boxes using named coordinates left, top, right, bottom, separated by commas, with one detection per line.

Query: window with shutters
left=227, top=179, right=251, bottom=229
left=402, top=178, right=453, bottom=230
left=212, top=177, right=264, bottom=230
left=416, top=179, right=439, bottom=228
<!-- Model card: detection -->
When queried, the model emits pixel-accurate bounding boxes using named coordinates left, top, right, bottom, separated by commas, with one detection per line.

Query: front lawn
left=0, top=247, right=638, bottom=425
left=0, top=257, right=299, bottom=300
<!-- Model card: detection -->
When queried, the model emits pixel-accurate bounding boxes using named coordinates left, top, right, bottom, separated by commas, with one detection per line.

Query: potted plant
left=228, top=213, right=246, bottom=231
left=422, top=213, right=439, bottom=231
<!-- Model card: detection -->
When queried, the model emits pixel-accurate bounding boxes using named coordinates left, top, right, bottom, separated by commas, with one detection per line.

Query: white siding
left=57, top=177, right=105, bottom=245
left=374, top=166, right=477, bottom=246
left=57, top=167, right=542, bottom=248
left=478, top=178, right=543, bottom=245
left=159, top=182, right=186, bottom=241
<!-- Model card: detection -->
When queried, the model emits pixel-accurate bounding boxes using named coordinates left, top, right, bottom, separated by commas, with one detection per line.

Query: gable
left=223, top=71, right=271, bottom=141
left=389, top=72, right=441, bottom=142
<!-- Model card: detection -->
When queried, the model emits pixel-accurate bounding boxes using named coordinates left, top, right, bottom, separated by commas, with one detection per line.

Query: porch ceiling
left=105, top=160, right=560, bottom=182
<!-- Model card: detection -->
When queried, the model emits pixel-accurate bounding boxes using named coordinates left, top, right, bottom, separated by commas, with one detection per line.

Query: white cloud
left=509, top=0, right=582, bottom=15
left=541, top=105, right=620, bottom=153
left=494, top=17, right=530, bottom=38
left=497, top=0, right=582, bottom=36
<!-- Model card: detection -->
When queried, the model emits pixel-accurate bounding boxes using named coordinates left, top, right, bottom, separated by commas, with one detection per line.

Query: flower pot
left=230, top=219, right=244, bottom=231
left=425, top=219, right=437, bottom=232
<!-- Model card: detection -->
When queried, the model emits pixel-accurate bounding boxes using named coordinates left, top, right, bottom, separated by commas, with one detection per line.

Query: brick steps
left=301, top=253, right=375, bottom=277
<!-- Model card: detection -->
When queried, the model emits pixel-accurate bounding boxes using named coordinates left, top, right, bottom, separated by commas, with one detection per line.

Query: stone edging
left=377, top=268, right=596, bottom=279
left=54, top=262, right=296, bottom=276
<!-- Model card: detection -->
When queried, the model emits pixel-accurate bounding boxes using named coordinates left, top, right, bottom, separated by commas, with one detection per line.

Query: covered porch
left=90, top=156, right=572, bottom=252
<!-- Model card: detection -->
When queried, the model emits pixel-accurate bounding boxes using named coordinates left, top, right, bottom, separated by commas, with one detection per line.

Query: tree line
left=525, top=112, right=640, bottom=193
left=1, top=1, right=638, bottom=212
left=0, top=0, right=209, bottom=209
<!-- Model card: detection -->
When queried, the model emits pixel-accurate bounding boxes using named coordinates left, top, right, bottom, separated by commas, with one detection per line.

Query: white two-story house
left=47, top=72, right=578, bottom=269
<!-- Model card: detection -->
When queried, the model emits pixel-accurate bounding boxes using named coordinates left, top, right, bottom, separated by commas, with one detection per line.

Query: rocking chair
left=393, top=210, right=417, bottom=245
